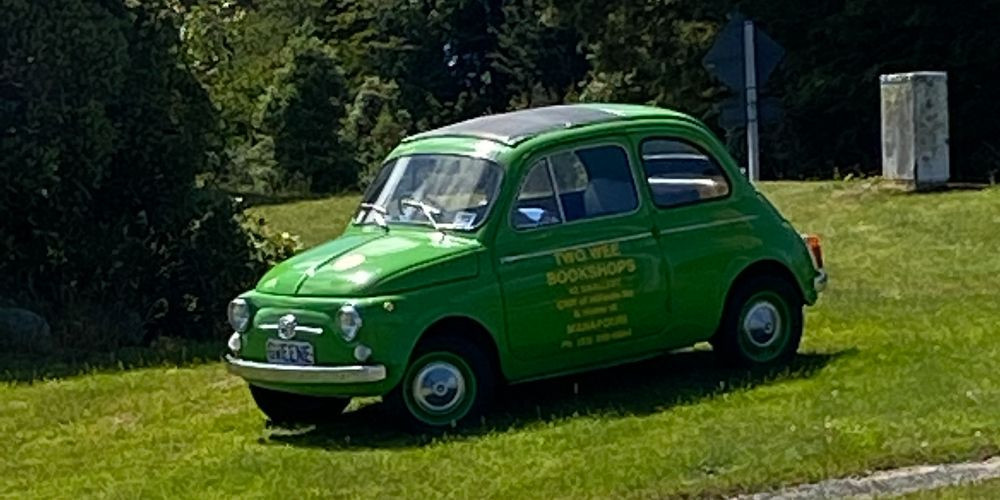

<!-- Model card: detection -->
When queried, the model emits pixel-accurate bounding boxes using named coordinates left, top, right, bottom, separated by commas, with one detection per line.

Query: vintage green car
left=224, top=104, right=827, bottom=428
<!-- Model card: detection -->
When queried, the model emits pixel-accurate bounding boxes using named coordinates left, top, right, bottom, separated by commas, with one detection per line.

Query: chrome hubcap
left=743, top=301, right=782, bottom=348
left=411, top=361, right=465, bottom=414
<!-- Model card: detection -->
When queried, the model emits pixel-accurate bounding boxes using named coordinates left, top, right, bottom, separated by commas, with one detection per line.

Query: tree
left=493, top=0, right=588, bottom=109
left=342, top=77, right=413, bottom=187
left=0, top=0, right=292, bottom=346
left=182, top=0, right=336, bottom=193
left=267, top=48, right=356, bottom=192
left=551, top=0, right=727, bottom=114
left=355, top=0, right=509, bottom=129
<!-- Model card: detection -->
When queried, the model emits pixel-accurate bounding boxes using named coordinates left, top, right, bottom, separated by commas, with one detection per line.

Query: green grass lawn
left=247, top=194, right=361, bottom=249
left=3, top=181, right=999, bottom=498
left=901, top=478, right=1000, bottom=499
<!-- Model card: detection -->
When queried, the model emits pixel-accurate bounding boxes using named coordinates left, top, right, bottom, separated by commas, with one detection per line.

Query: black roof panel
left=403, top=105, right=621, bottom=146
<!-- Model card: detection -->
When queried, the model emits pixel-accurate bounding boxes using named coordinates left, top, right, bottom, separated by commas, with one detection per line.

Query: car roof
left=401, top=103, right=698, bottom=147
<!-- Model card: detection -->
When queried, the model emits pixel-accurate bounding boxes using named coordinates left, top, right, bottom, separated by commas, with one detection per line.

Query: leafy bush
left=0, top=0, right=294, bottom=348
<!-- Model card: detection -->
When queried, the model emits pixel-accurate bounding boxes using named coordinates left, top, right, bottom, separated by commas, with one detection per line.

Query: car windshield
left=356, top=155, right=504, bottom=231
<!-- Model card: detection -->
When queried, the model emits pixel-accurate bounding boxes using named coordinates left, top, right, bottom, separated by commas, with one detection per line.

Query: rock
left=0, top=308, right=53, bottom=353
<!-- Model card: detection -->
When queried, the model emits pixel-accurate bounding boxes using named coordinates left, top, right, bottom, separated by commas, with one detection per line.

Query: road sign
left=702, top=14, right=785, bottom=183
left=703, top=16, right=747, bottom=91
left=703, top=14, right=785, bottom=91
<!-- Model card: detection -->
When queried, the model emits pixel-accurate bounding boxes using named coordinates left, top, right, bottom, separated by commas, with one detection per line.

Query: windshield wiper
left=401, top=198, right=443, bottom=231
left=358, top=203, right=389, bottom=232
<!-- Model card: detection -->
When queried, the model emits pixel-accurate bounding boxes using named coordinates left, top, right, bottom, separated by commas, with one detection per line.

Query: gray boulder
left=0, top=308, right=53, bottom=353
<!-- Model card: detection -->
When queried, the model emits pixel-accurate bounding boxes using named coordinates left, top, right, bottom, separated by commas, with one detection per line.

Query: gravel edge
left=734, top=457, right=1000, bottom=499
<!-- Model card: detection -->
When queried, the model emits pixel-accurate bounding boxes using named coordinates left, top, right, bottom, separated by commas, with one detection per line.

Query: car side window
left=640, top=139, right=731, bottom=208
left=551, top=145, right=638, bottom=222
left=512, top=159, right=563, bottom=229
left=513, top=144, right=638, bottom=229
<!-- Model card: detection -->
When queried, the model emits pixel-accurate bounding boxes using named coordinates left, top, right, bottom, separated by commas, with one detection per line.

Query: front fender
left=371, top=271, right=508, bottom=387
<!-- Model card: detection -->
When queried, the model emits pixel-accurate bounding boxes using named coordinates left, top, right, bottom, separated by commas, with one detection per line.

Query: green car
left=224, top=104, right=827, bottom=428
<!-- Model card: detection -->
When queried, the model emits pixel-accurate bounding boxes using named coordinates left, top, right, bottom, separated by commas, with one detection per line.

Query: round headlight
left=338, top=304, right=363, bottom=342
left=228, top=298, right=251, bottom=333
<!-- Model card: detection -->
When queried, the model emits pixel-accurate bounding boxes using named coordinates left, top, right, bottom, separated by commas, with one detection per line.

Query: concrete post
left=880, top=72, right=950, bottom=189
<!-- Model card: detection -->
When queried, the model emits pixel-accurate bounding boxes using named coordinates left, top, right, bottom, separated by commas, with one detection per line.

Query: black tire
left=712, top=275, right=804, bottom=367
left=248, top=385, right=350, bottom=425
left=385, top=334, right=497, bottom=430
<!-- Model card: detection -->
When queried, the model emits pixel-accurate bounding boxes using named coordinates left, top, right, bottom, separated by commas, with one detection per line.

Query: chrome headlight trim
left=228, top=298, right=251, bottom=333
left=338, top=303, right=363, bottom=342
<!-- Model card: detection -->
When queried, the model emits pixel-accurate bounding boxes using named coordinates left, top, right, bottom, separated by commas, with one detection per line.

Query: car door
left=632, top=129, right=756, bottom=347
left=494, top=139, right=668, bottom=373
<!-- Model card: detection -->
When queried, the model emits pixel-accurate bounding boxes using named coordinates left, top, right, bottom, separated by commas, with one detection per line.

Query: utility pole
left=704, top=13, right=783, bottom=182
left=743, top=20, right=760, bottom=183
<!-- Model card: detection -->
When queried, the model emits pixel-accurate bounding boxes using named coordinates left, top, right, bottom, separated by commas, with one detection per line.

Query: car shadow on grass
left=266, top=348, right=852, bottom=450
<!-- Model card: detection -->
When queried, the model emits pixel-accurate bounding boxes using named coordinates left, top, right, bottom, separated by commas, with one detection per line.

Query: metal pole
left=743, top=20, right=760, bottom=183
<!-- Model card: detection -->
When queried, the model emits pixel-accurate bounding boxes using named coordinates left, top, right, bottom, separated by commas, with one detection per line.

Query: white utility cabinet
left=880, top=71, right=950, bottom=188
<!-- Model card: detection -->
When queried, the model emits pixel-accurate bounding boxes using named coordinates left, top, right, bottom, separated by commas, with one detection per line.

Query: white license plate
left=266, top=339, right=315, bottom=365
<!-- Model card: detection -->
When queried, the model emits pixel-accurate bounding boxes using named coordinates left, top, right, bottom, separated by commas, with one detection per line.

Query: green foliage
left=1, top=0, right=127, bottom=279
left=0, top=0, right=292, bottom=347
left=363, top=0, right=507, bottom=125
left=181, top=0, right=329, bottom=194
left=562, top=0, right=727, bottom=115
left=343, top=77, right=412, bottom=187
left=179, top=0, right=1000, bottom=188
left=267, top=48, right=356, bottom=192
left=494, top=0, right=588, bottom=109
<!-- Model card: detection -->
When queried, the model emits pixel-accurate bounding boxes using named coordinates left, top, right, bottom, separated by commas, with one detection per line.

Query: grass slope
left=248, top=194, right=361, bottom=249
left=3, top=181, right=998, bottom=498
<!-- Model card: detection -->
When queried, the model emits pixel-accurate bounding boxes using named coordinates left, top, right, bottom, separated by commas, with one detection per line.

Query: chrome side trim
left=499, top=232, right=652, bottom=264
left=258, top=324, right=324, bottom=335
left=225, top=356, right=386, bottom=384
left=659, top=215, right=758, bottom=236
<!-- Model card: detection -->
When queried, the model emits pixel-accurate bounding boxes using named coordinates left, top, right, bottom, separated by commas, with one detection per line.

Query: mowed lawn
left=2, top=182, right=999, bottom=498
left=901, top=477, right=1000, bottom=499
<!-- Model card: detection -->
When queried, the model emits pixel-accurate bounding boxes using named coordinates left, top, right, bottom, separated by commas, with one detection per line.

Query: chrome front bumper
left=814, top=270, right=829, bottom=293
left=225, top=355, right=387, bottom=384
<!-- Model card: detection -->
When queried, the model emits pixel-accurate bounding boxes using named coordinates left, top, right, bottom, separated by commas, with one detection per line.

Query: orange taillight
left=804, top=234, right=824, bottom=269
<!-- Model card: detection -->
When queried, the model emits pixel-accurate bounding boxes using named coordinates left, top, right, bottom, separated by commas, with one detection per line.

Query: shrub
left=0, top=0, right=293, bottom=348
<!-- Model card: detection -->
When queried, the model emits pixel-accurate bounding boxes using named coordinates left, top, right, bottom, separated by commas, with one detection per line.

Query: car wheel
left=248, top=385, right=350, bottom=425
left=386, top=334, right=496, bottom=430
left=712, top=275, right=803, bottom=367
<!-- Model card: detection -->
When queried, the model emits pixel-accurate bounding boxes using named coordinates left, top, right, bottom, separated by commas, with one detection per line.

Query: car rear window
left=640, top=139, right=730, bottom=208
